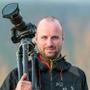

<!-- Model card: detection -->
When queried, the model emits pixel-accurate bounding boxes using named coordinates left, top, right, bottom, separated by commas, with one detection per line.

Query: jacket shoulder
left=1, top=67, right=18, bottom=90
left=69, top=65, right=86, bottom=78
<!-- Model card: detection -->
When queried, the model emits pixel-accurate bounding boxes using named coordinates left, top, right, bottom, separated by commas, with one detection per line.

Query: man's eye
left=52, top=36, right=59, bottom=40
left=41, top=36, right=47, bottom=39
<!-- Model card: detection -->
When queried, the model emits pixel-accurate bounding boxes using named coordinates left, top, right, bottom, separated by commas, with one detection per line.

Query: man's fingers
left=21, top=73, right=27, bottom=81
left=16, top=73, right=32, bottom=90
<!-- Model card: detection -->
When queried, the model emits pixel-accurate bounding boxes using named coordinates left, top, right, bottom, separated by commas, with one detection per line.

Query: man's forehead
left=36, top=22, right=63, bottom=38
left=37, top=18, right=61, bottom=26
left=37, top=19, right=62, bottom=32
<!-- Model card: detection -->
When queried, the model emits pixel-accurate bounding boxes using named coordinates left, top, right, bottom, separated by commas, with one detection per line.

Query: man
left=1, top=16, right=88, bottom=90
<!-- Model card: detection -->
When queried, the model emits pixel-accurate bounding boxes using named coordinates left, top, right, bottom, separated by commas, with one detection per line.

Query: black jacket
left=0, top=57, right=88, bottom=90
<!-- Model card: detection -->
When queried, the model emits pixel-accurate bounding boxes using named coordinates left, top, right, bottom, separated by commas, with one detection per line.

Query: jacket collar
left=37, top=53, right=71, bottom=72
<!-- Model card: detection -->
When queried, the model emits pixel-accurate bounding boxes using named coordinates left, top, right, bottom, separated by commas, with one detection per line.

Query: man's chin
left=44, top=54, right=56, bottom=59
left=40, top=51, right=57, bottom=59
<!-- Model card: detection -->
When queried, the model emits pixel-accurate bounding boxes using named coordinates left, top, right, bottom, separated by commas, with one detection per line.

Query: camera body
left=2, top=3, right=36, bottom=43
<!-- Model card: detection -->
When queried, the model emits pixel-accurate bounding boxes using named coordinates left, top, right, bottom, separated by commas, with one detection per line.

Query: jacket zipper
left=50, top=59, right=53, bottom=90
left=59, top=69, right=64, bottom=89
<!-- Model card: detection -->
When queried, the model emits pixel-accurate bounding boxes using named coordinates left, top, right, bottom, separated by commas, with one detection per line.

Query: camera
left=2, top=3, right=36, bottom=43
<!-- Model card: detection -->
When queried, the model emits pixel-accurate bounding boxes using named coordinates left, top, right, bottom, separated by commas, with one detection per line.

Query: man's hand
left=16, top=73, right=32, bottom=90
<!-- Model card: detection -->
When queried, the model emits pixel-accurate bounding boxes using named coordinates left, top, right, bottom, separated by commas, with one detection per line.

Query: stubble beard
left=39, top=47, right=62, bottom=60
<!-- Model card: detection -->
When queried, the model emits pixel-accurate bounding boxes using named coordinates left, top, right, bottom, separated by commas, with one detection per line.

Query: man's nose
left=46, top=39, right=53, bottom=46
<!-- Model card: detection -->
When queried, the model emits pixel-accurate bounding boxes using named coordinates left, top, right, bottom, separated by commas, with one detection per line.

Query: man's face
left=35, top=20, right=63, bottom=59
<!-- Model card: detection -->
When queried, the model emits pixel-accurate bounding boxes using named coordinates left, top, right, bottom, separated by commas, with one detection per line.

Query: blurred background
left=0, top=0, right=90, bottom=89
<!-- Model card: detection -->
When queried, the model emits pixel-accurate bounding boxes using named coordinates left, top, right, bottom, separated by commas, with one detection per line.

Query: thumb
left=21, top=73, right=27, bottom=81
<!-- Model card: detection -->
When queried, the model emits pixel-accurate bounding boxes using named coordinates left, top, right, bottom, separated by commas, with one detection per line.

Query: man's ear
left=32, top=33, right=37, bottom=44
left=62, top=30, right=64, bottom=44
left=62, top=29, right=64, bottom=41
left=62, top=35, right=64, bottom=41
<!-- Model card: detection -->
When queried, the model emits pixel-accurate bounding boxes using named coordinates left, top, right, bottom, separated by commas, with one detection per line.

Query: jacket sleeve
left=0, top=68, right=18, bottom=90
left=1, top=73, right=11, bottom=90
left=82, top=72, right=88, bottom=90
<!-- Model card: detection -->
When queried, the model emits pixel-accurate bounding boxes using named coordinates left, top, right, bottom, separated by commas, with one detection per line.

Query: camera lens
left=2, top=3, right=26, bottom=31
left=2, top=3, right=19, bottom=18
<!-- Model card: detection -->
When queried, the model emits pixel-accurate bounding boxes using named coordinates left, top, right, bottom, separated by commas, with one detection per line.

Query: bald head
left=37, top=16, right=63, bottom=34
